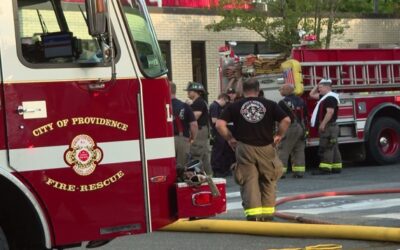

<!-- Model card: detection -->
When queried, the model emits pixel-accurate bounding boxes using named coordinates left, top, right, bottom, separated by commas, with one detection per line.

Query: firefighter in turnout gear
left=170, top=82, right=198, bottom=167
left=277, top=84, right=308, bottom=178
left=310, top=79, right=342, bottom=174
left=216, top=78, right=290, bottom=221
left=185, top=82, right=212, bottom=175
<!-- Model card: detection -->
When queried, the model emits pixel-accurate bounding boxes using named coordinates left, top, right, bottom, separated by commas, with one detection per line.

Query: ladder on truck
left=301, top=60, right=400, bottom=91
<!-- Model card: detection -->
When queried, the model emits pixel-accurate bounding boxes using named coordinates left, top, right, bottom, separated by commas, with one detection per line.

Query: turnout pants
left=174, top=135, right=190, bottom=167
left=234, top=142, right=283, bottom=220
left=190, top=127, right=211, bottom=175
left=318, top=123, right=342, bottom=171
left=277, top=122, right=305, bottom=174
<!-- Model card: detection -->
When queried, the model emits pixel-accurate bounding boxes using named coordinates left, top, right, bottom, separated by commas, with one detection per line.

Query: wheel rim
left=378, top=127, right=399, bottom=156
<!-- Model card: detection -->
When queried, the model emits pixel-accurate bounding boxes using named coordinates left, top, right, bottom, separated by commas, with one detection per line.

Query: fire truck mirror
left=86, top=0, right=107, bottom=36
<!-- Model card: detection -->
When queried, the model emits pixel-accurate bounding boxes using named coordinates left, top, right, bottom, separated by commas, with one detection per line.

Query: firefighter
left=223, top=87, right=238, bottom=175
left=185, top=82, right=212, bottom=175
left=216, top=78, right=290, bottom=221
left=225, top=63, right=244, bottom=97
left=170, top=82, right=198, bottom=167
left=310, top=79, right=342, bottom=174
left=226, top=87, right=239, bottom=102
left=277, top=84, right=308, bottom=178
left=209, top=93, right=230, bottom=177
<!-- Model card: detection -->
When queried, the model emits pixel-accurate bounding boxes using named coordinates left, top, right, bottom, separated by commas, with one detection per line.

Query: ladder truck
left=285, top=47, right=400, bottom=165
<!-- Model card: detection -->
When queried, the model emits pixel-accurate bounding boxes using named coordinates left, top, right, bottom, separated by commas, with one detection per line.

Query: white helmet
left=318, top=78, right=332, bottom=85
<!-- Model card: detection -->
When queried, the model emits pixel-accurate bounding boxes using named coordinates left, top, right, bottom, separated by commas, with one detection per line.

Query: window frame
left=116, top=0, right=167, bottom=79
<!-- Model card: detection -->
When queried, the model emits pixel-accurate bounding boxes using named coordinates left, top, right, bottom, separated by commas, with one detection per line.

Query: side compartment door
left=1, top=0, right=147, bottom=245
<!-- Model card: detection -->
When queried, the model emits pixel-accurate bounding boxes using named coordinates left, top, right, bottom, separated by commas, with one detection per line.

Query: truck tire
left=0, top=226, right=9, bottom=250
left=368, top=117, right=400, bottom=165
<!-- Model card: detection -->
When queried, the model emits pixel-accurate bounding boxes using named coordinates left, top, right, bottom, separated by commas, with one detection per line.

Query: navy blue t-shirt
left=172, top=98, right=196, bottom=138
left=278, top=94, right=308, bottom=123
left=209, top=100, right=224, bottom=136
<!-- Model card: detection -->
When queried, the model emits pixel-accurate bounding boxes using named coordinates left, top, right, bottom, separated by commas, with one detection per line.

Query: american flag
left=283, top=68, right=295, bottom=86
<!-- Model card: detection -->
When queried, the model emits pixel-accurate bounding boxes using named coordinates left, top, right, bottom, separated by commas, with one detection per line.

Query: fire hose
left=162, top=188, right=400, bottom=243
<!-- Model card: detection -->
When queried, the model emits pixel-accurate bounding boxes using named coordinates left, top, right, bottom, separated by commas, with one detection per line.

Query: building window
left=159, top=41, right=172, bottom=80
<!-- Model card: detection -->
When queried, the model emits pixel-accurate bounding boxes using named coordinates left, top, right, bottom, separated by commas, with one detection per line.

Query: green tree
left=206, top=0, right=351, bottom=54
left=338, top=0, right=400, bottom=14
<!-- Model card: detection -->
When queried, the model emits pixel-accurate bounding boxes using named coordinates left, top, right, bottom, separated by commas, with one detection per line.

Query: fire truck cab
left=0, top=1, right=226, bottom=249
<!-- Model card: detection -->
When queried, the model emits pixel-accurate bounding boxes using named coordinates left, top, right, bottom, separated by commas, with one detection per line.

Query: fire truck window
left=120, top=1, right=167, bottom=78
left=16, top=0, right=107, bottom=65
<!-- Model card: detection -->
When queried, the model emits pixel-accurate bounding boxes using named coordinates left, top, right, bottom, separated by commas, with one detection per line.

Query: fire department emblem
left=64, top=134, right=103, bottom=176
left=240, top=100, right=266, bottom=123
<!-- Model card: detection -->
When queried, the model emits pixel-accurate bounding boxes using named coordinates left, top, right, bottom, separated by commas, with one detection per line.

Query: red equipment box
left=176, top=178, right=227, bottom=218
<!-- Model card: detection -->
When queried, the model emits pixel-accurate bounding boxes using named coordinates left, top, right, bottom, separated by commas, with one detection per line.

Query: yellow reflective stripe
left=244, top=207, right=263, bottom=216
left=319, top=162, right=332, bottom=170
left=292, top=166, right=305, bottom=172
left=262, top=207, right=275, bottom=215
left=331, top=163, right=342, bottom=169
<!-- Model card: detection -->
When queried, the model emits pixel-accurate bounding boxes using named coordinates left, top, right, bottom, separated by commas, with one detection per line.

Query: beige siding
left=151, top=13, right=264, bottom=101
left=150, top=12, right=400, bottom=101
left=332, top=19, right=400, bottom=48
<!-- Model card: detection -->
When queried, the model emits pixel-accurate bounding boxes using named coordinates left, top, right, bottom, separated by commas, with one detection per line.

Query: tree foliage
left=206, top=0, right=397, bottom=54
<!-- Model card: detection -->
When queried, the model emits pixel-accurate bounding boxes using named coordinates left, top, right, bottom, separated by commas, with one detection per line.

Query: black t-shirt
left=220, top=97, right=287, bottom=146
left=191, top=97, right=209, bottom=127
left=316, top=96, right=338, bottom=127
left=172, top=98, right=196, bottom=138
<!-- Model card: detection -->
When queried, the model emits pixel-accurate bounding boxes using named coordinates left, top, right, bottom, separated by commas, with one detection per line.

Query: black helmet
left=185, top=81, right=206, bottom=93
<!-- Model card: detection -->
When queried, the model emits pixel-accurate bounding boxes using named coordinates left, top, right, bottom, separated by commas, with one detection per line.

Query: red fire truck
left=0, top=1, right=226, bottom=249
left=219, top=45, right=400, bottom=165
left=286, top=47, right=400, bottom=165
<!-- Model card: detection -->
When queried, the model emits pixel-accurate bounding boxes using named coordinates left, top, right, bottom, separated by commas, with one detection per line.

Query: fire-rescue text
left=45, top=170, right=125, bottom=192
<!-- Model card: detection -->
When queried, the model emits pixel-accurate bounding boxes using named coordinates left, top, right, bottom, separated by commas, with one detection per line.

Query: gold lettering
left=56, top=119, right=69, bottom=128
left=80, top=185, right=89, bottom=192
left=105, top=119, right=112, bottom=126
left=71, top=117, right=79, bottom=125
left=96, top=182, right=104, bottom=189
left=110, top=120, right=117, bottom=128
left=46, top=177, right=56, bottom=186
left=77, top=171, right=125, bottom=192
left=45, top=177, right=75, bottom=192
left=67, top=184, right=76, bottom=192
left=116, top=170, right=125, bottom=178
left=32, top=129, right=41, bottom=137
left=89, top=184, right=97, bottom=191
left=99, top=118, right=106, bottom=125
left=32, top=123, right=54, bottom=137
left=68, top=117, right=128, bottom=131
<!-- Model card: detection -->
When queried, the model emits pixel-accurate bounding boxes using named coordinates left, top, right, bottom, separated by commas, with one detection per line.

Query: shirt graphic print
left=240, top=100, right=266, bottom=123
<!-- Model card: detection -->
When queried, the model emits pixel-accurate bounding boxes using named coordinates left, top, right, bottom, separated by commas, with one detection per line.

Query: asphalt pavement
left=75, top=162, right=400, bottom=250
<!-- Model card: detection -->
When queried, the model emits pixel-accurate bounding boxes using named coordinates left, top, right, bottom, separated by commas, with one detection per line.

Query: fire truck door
left=0, top=0, right=149, bottom=245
